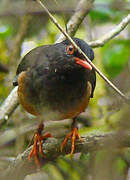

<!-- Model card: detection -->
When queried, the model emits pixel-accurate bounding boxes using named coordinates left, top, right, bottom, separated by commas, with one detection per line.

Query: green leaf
left=101, top=40, right=130, bottom=78
left=90, top=1, right=125, bottom=23
left=90, top=9, right=111, bottom=23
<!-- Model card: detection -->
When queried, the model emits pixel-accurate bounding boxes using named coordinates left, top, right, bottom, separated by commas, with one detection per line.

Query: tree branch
left=0, top=119, right=71, bottom=146
left=0, top=87, right=18, bottom=123
left=0, top=0, right=94, bottom=125
left=9, top=15, right=32, bottom=65
left=1, top=131, right=130, bottom=180
left=56, top=0, right=94, bottom=43
left=0, top=15, right=32, bottom=124
left=89, top=14, right=130, bottom=48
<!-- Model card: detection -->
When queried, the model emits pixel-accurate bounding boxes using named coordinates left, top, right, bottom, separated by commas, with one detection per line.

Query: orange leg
left=61, top=121, right=80, bottom=158
left=28, top=123, right=52, bottom=168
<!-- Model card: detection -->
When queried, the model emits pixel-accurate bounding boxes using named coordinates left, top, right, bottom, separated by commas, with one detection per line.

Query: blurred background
left=0, top=0, right=130, bottom=179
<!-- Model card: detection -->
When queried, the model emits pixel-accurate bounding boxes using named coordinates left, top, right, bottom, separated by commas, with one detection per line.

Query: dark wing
left=89, top=68, right=96, bottom=98
left=13, top=45, right=49, bottom=86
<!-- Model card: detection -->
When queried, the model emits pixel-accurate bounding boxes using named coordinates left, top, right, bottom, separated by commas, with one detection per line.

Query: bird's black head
left=59, top=37, right=94, bottom=71
left=62, top=37, right=94, bottom=61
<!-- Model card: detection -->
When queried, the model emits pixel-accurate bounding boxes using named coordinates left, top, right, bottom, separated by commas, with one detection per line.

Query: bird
left=13, top=37, right=96, bottom=167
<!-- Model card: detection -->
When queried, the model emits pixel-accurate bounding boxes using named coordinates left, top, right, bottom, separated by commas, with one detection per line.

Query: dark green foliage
left=102, top=40, right=130, bottom=78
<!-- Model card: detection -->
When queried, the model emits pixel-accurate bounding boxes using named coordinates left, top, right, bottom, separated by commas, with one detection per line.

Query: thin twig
left=126, top=168, right=130, bottom=180
left=37, top=0, right=129, bottom=103
left=56, top=0, right=94, bottom=43
left=0, top=157, right=15, bottom=162
left=89, top=14, right=130, bottom=48
left=0, top=119, right=71, bottom=146
left=1, top=131, right=130, bottom=180
left=0, top=0, right=94, bottom=124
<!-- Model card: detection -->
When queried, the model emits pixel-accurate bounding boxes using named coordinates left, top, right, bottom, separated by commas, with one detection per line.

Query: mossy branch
left=1, top=131, right=130, bottom=180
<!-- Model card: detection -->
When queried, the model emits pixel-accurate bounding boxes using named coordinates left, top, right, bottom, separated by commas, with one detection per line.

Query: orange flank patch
left=17, top=71, right=39, bottom=116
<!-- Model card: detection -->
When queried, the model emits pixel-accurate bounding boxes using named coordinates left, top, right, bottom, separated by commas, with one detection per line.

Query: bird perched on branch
left=13, top=37, right=96, bottom=167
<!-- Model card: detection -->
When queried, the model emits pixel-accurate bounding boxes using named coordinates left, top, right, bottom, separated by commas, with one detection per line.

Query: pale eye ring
left=66, top=45, right=74, bottom=55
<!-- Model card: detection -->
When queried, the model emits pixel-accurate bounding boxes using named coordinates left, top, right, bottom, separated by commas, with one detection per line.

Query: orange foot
left=60, top=127, right=80, bottom=158
left=28, top=123, right=52, bottom=168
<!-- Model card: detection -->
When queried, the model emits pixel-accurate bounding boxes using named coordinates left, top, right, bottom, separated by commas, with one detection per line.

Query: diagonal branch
left=1, top=131, right=130, bottom=180
left=0, top=119, right=71, bottom=146
left=0, top=87, right=18, bottom=124
left=0, top=15, right=32, bottom=123
left=56, top=0, right=94, bottom=43
left=89, top=14, right=130, bottom=48
left=9, top=15, right=32, bottom=65
left=0, top=0, right=95, bottom=125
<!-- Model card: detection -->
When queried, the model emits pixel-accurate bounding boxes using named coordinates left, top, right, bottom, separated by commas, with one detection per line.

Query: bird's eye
left=66, top=45, right=74, bottom=55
